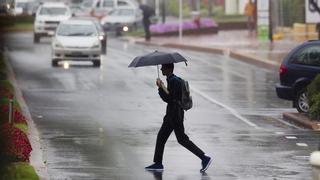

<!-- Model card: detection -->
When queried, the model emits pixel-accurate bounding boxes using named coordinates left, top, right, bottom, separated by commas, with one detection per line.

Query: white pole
left=179, top=0, right=183, bottom=41
left=155, top=0, right=159, bottom=17
left=9, top=99, right=13, bottom=124
left=157, top=65, right=159, bottom=79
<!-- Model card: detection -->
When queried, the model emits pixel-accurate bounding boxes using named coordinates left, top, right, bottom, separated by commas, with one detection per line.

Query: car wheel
left=52, top=59, right=59, bottom=67
left=294, top=89, right=309, bottom=113
left=93, top=60, right=101, bottom=67
left=34, top=33, right=40, bottom=43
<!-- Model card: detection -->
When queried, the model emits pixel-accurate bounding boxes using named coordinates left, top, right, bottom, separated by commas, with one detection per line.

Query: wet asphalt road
left=4, top=32, right=320, bottom=180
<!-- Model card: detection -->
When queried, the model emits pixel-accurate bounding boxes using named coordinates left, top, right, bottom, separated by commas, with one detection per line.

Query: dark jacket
left=158, top=74, right=183, bottom=121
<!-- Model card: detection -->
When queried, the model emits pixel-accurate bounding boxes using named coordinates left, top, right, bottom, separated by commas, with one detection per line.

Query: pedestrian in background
left=139, top=4, right=154, bottom=41
left=145, top=63, right=212, bottom=172
left=244, top=0, right=255, bottom=35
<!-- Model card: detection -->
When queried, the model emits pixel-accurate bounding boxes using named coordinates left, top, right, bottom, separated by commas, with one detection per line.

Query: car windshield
left=81, top=0, right=92, bottom=8
left=102, top=0, right=114, bottom=7
left=109, top=9, right=134, bottom=16
left=57, top=24, right=97, bottom=36
left=16, top=2, right=27, bottom=8
left=39, top=7, right=68, bottom=15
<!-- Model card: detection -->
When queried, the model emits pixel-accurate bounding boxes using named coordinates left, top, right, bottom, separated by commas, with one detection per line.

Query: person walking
left=244, top=0, right=255, bottom=34
left=145, top=63, right=212, bottom=172
left=139, top=4, right=154, bottom=41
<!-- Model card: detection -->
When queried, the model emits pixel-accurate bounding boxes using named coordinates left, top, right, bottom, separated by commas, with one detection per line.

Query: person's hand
left=156, top=78, right=162, bottom=87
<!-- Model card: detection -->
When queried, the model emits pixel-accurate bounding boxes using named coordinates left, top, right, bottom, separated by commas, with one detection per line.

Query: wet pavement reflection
left=4, top=32, right=319, bottom=179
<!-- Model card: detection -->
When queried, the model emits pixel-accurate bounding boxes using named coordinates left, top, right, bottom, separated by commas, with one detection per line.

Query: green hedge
left=307, top=74, right=320, bottom=120
left=0, top=54, right=6, bottom=80
left=0, top=162, right=39, bottom=180
left=0, top=15, right=34, bottom=27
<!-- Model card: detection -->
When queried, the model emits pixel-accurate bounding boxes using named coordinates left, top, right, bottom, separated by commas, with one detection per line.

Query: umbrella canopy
left=128, top=50, right=188, bottom=68
left=139, top=4, right=155, bottom=18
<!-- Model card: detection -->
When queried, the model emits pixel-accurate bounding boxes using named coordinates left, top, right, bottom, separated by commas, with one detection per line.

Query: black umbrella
left=139, top=4, right=155, bottom=18
left=128, top=50, right=188, bottom=78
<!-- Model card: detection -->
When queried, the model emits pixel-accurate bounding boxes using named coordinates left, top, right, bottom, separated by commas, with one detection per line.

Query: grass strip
left=0, top=162, right=39, bottom=180
left=1, top=23, right=33, bottom=32
left=14, top=123, right=28, bottom=134
left=0, top=99, right=21, bottom=111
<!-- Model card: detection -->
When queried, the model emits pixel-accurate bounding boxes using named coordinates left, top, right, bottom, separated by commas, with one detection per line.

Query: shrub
left=0, top=105, right=27, bottom=125
left=307, top=74, right=320, bottom=120
left=0, top=99, right=23, bottom=125
left=167, top=0, right=190, bottom=17
left=0, top=15, right=34, bottom=27
left=0, top=55, right=7, bottom=80
left=309, top=94, right=320, bottom=120
left=1, top=123, right=32, bottom=162
left=0, top=80, right=14, bottom=99
left=0, top=162, right=39, bottom=180
left=150, top=18, right=217, bottom=34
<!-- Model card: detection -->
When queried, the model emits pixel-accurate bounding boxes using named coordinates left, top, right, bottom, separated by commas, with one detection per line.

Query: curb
left=126, top=37, right=279, bottom=69
left=283, top=112, right=320, bottom=130
left=229, top=51, right=278, bottom=70
left=3, top=48, right=49, bottom=179
left=163, top=43, right=224, bottom=55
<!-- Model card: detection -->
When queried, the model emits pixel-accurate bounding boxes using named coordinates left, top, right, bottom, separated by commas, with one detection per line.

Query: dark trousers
left=143, top=19, right=151, bottom=41
left=153, top=108, right=205, bottom=163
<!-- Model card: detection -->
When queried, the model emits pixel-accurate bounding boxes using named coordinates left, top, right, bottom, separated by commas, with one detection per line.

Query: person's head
left=161, top=63, right=174, bottom=76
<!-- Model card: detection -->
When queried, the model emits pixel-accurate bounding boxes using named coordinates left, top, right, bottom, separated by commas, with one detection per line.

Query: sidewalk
left=125, top=30, right=319, bottom=130
left=128, top=30, right=300, bottom=70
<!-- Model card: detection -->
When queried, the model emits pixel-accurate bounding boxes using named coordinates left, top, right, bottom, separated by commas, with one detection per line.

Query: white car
left=51, top=19, right=102, bottom=67
left=33, top=2, right=72, bottom=43
left=76, top=0, right=138, bottom=17
left=100, top=7, right=142, bottom=34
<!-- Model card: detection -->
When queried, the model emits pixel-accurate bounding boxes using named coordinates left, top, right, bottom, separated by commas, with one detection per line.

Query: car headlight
left=91, top=41, right=100, bottom=49
left=99, top=35, right=104, bottom=40
left=122, top=26, right=129, bottom=32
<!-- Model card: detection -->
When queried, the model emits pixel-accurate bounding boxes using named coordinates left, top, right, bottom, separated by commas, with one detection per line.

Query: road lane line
left=191, top=86, right=260, bottom=129
left=296, top=143, right=308, bottom=147
left=285, top=136, right=297, bottom=139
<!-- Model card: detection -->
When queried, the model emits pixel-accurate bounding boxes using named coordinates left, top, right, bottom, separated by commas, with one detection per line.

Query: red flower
left=0, top=105, right=27, bottom=125
left=0, top=88, right=14, bottom=99
left=1, top=123, right=32, bottom=162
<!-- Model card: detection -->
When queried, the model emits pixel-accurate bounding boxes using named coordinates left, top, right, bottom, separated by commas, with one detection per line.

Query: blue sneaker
left=200, top=156, right=212, bottom=172
left=145, top=163, right=164, bottom=171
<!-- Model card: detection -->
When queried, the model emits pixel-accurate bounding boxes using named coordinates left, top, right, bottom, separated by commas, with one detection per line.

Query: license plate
left=48, top=31, right=55, bottom=36
left=71, top=51, right=82, bottom=55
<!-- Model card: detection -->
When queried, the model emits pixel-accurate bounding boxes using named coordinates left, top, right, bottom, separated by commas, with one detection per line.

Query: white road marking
left=275, top=132, right=285, bottom=135
left=294, top=156, right=310, bottom=160
left=191, top=86, right=260, bottom=129
left=285, top=136, right=298, bottom=139
left=296, top=143, right=308, bottom=147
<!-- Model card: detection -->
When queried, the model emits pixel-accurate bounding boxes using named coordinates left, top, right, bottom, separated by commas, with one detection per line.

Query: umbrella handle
left=157, top=65, right=159, bottom=79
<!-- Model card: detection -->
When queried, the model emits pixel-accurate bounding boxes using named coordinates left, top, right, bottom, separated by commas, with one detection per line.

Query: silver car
left=51, top=19, right=102, bottom=67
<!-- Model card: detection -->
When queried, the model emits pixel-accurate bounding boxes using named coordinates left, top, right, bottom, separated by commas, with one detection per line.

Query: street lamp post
left=179, top=0, right=182, bottom=40
left=155, top=0, right=159, bottom=17
left=161, top=0, right=166, bottom=23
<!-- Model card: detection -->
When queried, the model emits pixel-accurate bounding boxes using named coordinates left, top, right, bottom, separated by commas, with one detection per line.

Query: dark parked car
left=276, top=40, right=320, bottom=113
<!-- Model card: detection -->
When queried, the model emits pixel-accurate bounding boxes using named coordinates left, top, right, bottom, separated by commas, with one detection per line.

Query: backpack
left=180, top=78, right=193, bottom=111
